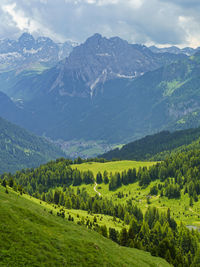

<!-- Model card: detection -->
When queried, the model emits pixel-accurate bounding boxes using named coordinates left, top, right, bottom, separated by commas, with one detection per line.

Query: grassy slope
left=0, top=186, right=170, bottom=267
left=22, top=190, right=126, bottom=232
left=72, top=181, right=200, bottom=227
left=71, top=162, right=200, bottom=227
left=72, top=160, right=156, bottom=176
left=99, top=182, right=200, bottom=226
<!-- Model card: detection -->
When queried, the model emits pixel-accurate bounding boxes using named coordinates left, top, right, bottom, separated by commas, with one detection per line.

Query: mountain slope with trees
left=1, top=35, right=200, bottom=153
left=0, top=34, right=188, bottom=145
left=101, top=127, right=200, bottom=160
left=2, top=148, right=200, bottom=266
left=0, top=116, right=65, bottom=173
left=0, top=185, right=170, bottom=267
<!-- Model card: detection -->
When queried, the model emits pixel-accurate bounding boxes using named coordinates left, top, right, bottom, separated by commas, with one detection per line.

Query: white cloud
left=1, top=2, right=65, bottom=41
left=97, top=0, right=119, bottom=6
left=128, top=0, right=144, bottom=9
left=2, top=3, right=34, bottom=31
left=0, top=0, right=200, bottom=47
left=178, top=15, right=200, bottom=48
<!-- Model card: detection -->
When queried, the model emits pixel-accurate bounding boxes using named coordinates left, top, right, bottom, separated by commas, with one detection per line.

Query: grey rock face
left=49, top=33, right=186, bottom=98
left=0, top=33, right=78, bottom=71
left=149, top=45, right=200, bottom=56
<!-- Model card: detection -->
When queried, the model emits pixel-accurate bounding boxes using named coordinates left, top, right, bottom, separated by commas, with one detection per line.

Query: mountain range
left=0, top=33, right=200, bottom=154
left=1, top=32, right=200, bottom=267
left=149, top=45, right=200, bottom=56
left=0, top=33, right=78, bottom=72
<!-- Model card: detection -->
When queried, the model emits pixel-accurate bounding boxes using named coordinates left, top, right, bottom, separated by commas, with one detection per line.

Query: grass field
left=71, top=160, right=200, bottom=227
left=74, top=181, right=200, bottom=228
left=0, top=185, right=170, bottom=267
left=23, top=191, right=126, bottom=232
left=72, top=160, right=157, bottom=176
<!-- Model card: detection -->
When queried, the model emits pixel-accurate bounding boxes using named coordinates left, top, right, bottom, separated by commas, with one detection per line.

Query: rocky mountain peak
left=0, top=33, right=76, bottom=72
left=149, top=45, right=200, bottom=56
left=18, top=33, right=35, bottom=47
left=85, top=33, right=103, bottom=44
left=49, top=33, right=186, bottom=99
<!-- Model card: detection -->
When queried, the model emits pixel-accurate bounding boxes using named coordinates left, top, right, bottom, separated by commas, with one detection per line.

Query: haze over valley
left=1, top=1, right=200, bottom=267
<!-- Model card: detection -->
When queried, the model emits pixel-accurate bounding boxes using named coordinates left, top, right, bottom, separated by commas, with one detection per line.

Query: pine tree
left=191, top=248, right=200, bottom=267
left=109, top=228, right=118, bottom=243
left=53, top=190, right=60, bottom=204
left=119, top=228, right=128, bottom=246
left=124, top=212, right=130, bottom=225
left=103, top=171, right=109, bottom=184
left=41, top=192, right=46, bottom=201
left=100, top=225, right=107, bottom=237
left=190, top=196, right=194, bottom=207
left=2, top=179, right=6, bottom=187
left=96, top=172, right=103, bottom=184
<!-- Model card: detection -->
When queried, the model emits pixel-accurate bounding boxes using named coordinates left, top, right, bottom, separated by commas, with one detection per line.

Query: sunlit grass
left=0, top=185, right=170, bottom=267
left=72, top=160, right=157, bottom=176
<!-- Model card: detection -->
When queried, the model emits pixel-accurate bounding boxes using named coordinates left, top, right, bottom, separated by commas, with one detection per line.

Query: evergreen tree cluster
left=101, top=127, right=200, bottom=161
left=1, top=158, right=97, bottom=195
left=2, top=149, right=200, bottom=266
left=35, top=186, right=200, bottom=266
left=3, top=148, right=200, bottom=202
left=106, top=149, right=200, bottom=202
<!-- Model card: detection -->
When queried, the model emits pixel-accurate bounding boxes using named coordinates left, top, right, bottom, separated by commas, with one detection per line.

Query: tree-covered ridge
left=104, top=149, right=200, bottom=201
left=2, top=148, right=200, bottom=266
left=4, top=148, right=200, bottom=202
left=0, top=42, right=197, bottom=146
left=2, top=161, right=200, bottom=266
left=101, top=127, right=200, bottom=161
left=0, top=186, right=171, bottom=267
left=0, top=116, right=65, bottom=173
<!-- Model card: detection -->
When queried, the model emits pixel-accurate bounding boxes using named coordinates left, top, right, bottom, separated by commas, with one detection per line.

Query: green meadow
left=70, top=160, right=200, bottom=228
left=72, top=160, right=156, bottom=176
left=22, top=191, right=126, bottom=232
left=73, top=181, right=200, bottom=227
left=0, top=185, right=170, bottom=267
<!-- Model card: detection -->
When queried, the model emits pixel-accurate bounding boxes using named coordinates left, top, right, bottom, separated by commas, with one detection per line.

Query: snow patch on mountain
left=96, top=53, right=111, bottom=57
left=0, top=33, right=77, bottom=71
left=116, top=73, right=135, bottom=79
left=23, top=47, right=42, bottom=54
left=0, top=52, right=22, bottom=59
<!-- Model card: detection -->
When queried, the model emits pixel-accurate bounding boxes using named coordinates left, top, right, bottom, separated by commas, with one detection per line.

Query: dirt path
left=93, top=182, right=101, bottom=196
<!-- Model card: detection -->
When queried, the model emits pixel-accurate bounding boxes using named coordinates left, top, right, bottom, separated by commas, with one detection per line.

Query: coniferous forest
left=2, top=147, right=200, bottom=266
left=1, top=2, right=200, bottom=265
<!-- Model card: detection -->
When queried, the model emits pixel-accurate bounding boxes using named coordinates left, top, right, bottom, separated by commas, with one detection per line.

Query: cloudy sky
left=1, top=0, right=200, bottom=48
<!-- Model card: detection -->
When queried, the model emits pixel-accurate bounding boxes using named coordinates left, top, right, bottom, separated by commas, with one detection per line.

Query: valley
left=1, top=26, right=200, bottom=266
left=1, top=144, right=200, bottom=266
left=0, top=33, right=195, bottom=149
left=54, top=139, right=118, bottom=159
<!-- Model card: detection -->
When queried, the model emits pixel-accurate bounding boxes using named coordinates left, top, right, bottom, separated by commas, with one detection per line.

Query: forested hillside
left=101, top=127, right=200, bottom=160
left=0, top=116, right=65, bottom=173
left=0, top=185, right=170, bottom=267
left=2, top=147, right=200, bottom=266
left=2, top=1, right=200, bottom=266
left=0, top=34, right=190, bottom=146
